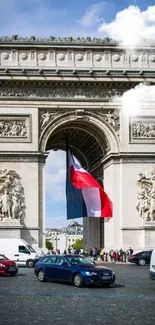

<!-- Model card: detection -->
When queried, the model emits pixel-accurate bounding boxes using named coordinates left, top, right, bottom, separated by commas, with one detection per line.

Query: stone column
left=83, top=217, right=101, bottom=251
left=103, top=161, right=121, bottom=251
left=38, top=154, right=48, bottom=249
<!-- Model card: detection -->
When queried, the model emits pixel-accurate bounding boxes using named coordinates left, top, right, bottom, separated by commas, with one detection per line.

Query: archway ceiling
left=46, top=121, right=110, bottom=170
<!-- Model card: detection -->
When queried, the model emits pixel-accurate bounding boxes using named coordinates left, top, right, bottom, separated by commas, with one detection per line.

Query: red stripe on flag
left=70, top=166, right=112, bottom=218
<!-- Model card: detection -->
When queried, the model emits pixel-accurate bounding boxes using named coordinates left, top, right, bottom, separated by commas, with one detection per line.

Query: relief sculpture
left=0, top=120, right=27, bottom=137
left=136, top=171, right=155, bottom=222
left=132, top=121, right=155, bottom=138
left=0, top=170, right=25, bottom=222
left=40, top=111, right=60, bottom=130
left=100, top=110, right=120, bottom=134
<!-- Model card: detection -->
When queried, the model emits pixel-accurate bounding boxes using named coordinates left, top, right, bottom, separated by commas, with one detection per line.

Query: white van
left=149, top=248, right=155, bottom=280
left=0, top=238, right=41, bottom=267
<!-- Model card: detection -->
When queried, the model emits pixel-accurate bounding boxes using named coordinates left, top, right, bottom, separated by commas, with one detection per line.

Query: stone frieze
left=0, top=115, right=31, bottom=142
left=0, top=85, right=122, bottom=100
left=130, top=117, right=155, bottom=142
left=0, top=47, right=154, bottom=70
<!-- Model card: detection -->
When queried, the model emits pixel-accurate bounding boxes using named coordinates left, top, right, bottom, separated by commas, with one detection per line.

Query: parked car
left=34, top=254, right=116, bottom=287
left=149, top=248, right=155, bottom=280
left=128, top=250, right=152, bottom=266
left=0, top=254, right=18, bottom=276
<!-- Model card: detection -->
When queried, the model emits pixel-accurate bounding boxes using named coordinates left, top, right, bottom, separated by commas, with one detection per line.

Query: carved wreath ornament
left=136, top=171, right=155, bottom=222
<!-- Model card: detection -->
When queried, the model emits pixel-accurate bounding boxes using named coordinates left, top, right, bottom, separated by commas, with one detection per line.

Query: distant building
left=45, top=220, right=83, bottom=252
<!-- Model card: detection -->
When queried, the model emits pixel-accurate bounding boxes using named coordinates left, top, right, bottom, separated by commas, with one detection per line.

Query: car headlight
left=112, top=271, right=115, bottom=276
left=0, top=263, right=6, bottom=268
left=85, top=271, right=97, bottom=276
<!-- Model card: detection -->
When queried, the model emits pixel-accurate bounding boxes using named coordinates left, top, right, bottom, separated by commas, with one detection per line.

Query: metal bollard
left=105, top=253, right=108, bottom=262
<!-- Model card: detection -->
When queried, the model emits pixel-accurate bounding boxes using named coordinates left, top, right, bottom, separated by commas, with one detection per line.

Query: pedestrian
left=92, top=247, right=98, bottom=261
left=119, top=248, right=124, bottom=262
left=100, top=248, right=105, bottom=261
left=129, top=247, right=134, bottom=255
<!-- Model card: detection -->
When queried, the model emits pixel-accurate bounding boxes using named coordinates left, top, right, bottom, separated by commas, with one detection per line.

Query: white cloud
left=116, top=83, right=155, bottom=115
left=98, top=5, right=155, bottom=47
left=79, top=1, right=106, bottom=27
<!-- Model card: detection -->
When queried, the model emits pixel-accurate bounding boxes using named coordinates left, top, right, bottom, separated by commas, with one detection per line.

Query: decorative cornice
left=0, top=46, right=155, bottom=73
left=0, top=152, right=48, bottom=163
left=0, top=80, right=143, bottom=101
left=0, top=36, right=155, bottom=48
left=0, top=68, right=155, bottom=80
left=102, top=152, right=155, bottom=169
left=0, top=36, right=117, bottom=46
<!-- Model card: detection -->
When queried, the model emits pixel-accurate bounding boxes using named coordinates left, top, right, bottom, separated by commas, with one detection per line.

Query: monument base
left=122, top=223, right=155, bottom=251
left=0, top=220, right=23, bottom=239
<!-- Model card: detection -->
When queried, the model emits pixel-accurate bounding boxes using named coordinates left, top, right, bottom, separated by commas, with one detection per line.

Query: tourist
left=100, top=247, right=105, bottom=261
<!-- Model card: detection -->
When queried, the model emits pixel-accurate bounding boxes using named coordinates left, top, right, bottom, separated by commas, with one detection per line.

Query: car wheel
left=138, top=259, right=146, bottom=266
left=10, top=273, right=17, bottom=277
left=27, top=259, right=34, bottom=268
left=73, top=273, right=83, bottom=287
left=38, top=270, right=46, bottom=282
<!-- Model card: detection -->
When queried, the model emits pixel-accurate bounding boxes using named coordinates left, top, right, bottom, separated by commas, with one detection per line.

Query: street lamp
left=53, top=236, right=60, bottom=250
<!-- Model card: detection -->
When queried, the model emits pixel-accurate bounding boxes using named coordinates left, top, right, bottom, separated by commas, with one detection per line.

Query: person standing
left=100, top=248, right=105, bottom=261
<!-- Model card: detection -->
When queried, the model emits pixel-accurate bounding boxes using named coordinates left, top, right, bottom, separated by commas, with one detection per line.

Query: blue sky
left=0, top=0, right=155, bottom=227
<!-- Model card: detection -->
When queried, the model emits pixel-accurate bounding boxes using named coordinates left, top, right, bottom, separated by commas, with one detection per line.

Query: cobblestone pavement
left=0, top=263, right=155, bottom=325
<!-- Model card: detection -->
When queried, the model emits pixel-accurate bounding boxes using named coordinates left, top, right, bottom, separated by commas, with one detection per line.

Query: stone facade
left=0, top=38, right=155, bottom=250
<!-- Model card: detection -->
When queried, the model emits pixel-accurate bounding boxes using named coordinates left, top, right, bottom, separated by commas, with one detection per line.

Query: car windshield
left=66, top=256, right=94, bottom=265
left=0, top=254, right=8, bottom=260
left=26, top=245, right=36, bottom=253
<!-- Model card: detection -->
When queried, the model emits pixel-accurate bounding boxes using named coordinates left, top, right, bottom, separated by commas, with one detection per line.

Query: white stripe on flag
left=82, top=187, right=101, bottom=217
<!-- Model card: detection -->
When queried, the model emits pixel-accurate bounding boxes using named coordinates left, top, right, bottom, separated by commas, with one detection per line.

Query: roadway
left=0, top=263, right=155, bottom=325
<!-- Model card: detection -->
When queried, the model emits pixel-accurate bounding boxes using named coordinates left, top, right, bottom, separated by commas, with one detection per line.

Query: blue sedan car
left=34, top=254, right=116, bottom=287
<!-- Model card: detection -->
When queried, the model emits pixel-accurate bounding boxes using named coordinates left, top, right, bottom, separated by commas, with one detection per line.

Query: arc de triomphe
left=0, top=36, right=155, bottom=251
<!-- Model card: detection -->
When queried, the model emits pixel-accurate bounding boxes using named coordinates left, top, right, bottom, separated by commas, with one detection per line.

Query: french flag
left=66, top=147, right=112, bottom=219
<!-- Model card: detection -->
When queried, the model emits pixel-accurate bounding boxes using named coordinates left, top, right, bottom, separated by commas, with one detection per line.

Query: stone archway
left=39, top=109, right=120, bottom=250
left=0, top=37, right=155, bottom=251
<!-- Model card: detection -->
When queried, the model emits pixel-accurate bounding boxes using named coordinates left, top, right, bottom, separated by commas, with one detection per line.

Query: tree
left=72, top=239, right=83, bottom=250
left=46, top=239, right=53, bottom=251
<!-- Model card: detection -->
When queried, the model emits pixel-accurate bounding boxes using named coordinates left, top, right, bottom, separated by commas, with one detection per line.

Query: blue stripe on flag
left=66, top=147, right=87, bottom=219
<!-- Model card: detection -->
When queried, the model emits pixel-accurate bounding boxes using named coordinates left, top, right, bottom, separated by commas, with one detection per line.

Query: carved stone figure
left=136, top=171, right=155, bottom=222
left=0, top=119, right=27, bottom=137
left=41, top=112, right=51, bottom=129
left=40, top=111, right=60, bottom=130
left=132, top=121, right=155, bottom=138
left=0, top=170, right=25, bottom=221
left=1, top=190, right=12, bottom=219
left=100, top=110, right=120, bottom=134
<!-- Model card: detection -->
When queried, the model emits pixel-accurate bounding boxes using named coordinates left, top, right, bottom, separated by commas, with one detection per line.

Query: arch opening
left=41, top=111, right=120, bottom=252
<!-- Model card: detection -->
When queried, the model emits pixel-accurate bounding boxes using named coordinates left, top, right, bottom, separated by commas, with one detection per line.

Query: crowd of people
left=47, top=247, right=134, bottom=263
left=91, top=247, right=134, bottom=262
